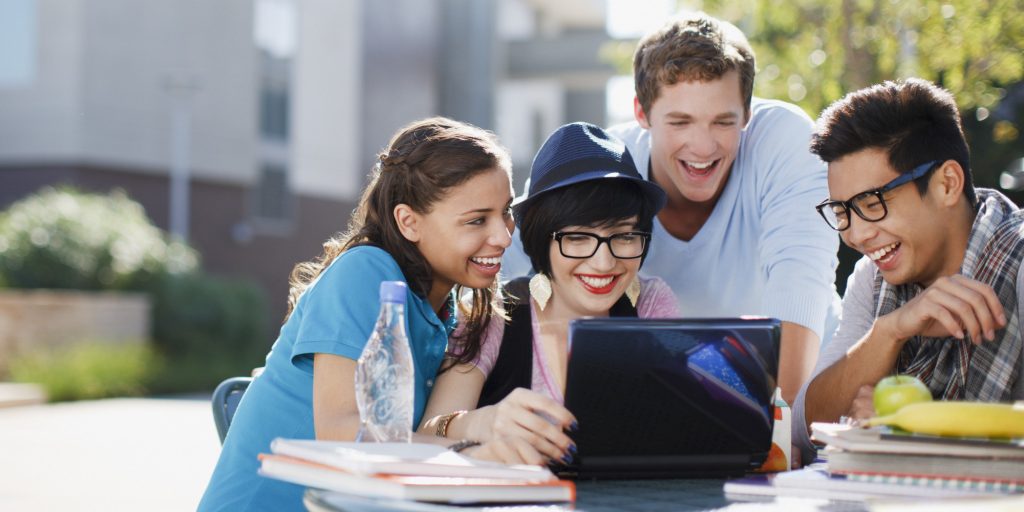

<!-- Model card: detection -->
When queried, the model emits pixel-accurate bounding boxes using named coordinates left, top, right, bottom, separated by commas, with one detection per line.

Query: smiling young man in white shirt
left=607, top=13, right=840, bottom=407
left=502, top=13, right=838, bottom=413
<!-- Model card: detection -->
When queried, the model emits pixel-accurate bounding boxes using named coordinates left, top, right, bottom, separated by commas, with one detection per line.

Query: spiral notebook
left=723, top=466, right=1023, bottom=502
left=825, top=449, right=1024, bottom=484
left=811, top=422, right=1024, bottom=459
left=811, top=423, right=1024, bottom=486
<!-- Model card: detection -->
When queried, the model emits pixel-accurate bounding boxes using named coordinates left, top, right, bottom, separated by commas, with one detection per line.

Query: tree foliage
left=696, top=0, right=1023, bottom=116
left=0, top=187, right=198, bottom=290
left=599, top=1, right=1024, bottom=193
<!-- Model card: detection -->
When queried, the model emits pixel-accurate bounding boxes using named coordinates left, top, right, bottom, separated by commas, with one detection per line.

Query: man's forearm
left=777, top=321, right=819, bottom=405
left=803, top=320, right=905, bottom=426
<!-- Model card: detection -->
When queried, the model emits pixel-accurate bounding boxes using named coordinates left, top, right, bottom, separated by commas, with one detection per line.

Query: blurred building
left=0, top=0, right=618, bottom=326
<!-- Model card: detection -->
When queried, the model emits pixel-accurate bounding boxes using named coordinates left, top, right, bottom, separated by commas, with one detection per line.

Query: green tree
left=0, top=187, right=198, bottom=290
left=606, top=1, right=1023, bottom=179
left=697, top=0, right=1023, bottom=116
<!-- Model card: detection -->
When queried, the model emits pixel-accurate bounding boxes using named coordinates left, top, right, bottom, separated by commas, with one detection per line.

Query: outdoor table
left=302, top=478, right=871, bottom=511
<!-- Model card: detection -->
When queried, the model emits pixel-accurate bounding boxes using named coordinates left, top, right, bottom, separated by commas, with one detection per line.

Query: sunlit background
left=0, top=1, right=1021, bottom=509
left=0, top=0, right=1021, bottom=395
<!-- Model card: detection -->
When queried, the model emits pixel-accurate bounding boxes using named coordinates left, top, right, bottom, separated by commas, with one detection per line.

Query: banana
left=866, top=401, right=1024, bottom=438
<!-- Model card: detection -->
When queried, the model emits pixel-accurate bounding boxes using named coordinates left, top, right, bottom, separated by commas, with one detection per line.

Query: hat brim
left=512, top=171, right=667, bottom=226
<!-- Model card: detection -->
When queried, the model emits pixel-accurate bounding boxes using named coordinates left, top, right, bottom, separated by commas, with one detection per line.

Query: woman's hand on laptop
left=462, top=388, right=577, bottom=464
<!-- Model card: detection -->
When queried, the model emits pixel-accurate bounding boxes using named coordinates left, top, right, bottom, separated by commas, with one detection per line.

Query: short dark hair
left=519, top=180, right=657, bottom=277
left=633, top=12, right=756, bottom=117
left=810, top=78, right=976, bottom=206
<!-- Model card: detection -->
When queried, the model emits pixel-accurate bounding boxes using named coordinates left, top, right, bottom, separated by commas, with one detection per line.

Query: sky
left=606, top=0, right=676, bottom=39
left=0, top=0, right=35, bottom=88
left=605, top=0, right=678, bottom=125
left=254, top=0, right=297, bottom=58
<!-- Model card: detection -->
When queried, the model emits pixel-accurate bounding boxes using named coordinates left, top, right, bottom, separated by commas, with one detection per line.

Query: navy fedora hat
left=512, top=122, right=667, bottom=226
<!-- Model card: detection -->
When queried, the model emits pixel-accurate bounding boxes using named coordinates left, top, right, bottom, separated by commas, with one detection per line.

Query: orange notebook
left=268, top=438, right=555, bottom=480
left=259, top=454, right=576, bottom=504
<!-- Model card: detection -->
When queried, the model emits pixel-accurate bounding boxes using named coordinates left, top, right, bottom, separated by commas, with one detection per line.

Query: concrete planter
left=0, top=290, right=150, bottom=375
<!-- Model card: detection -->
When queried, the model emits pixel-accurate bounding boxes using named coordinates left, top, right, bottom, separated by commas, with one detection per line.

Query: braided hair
left=285, top=117, right=511, bottom=370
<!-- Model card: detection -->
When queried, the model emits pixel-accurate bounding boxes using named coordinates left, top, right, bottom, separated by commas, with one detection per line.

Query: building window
left=253, top=0, right=295, bottom=229
left=254, top=164, right=291, bottom=222
left=0, top=0, right=36, bottom=88
left=259, top=85, right=289, bottom=140
left=255, top=0, right=293, bottom=142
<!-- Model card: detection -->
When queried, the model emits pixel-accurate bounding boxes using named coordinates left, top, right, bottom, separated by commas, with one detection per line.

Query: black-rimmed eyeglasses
left=552, top=231, right=652, bottom=259
left=815, top=160, right=941, bottom=231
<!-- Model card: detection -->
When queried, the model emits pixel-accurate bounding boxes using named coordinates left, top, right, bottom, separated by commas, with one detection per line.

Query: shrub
left=147, top=272, right=271, bottom=392
left=0, top=186, right=271, bottom=396
left=0, top=186, right=197, bottom=291
left=8, top=342, right=162, bottom=401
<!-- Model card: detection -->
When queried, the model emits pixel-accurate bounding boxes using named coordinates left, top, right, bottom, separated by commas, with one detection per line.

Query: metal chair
left=211, top=376, right=252, bottom=444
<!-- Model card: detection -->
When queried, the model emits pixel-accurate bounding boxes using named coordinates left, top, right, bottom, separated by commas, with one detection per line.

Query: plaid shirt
left=873, top=188, right=1024, bottom=401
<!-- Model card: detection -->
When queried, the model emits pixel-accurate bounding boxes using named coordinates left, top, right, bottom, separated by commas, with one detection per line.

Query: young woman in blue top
left=199, top=117, right=517, bottom=511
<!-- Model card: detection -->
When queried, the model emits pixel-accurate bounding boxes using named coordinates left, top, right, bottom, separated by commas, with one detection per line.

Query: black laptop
left=560, top=317, right=781, bottom=479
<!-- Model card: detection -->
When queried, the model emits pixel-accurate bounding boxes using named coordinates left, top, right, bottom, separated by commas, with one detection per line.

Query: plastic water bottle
left=355, top=281, right=414, bottom=442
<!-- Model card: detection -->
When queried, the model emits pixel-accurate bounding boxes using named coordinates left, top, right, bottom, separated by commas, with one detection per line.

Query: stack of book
left=812, top=422, right=1024, bottom=493
left=724, top=424, right=1024, bottom=504
left=258, top=438, right=575, bottom=507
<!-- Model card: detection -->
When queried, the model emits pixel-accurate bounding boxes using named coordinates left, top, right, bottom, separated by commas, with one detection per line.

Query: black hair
left=810, top=78, right=976, bottom=206
left=519, top=180, right=657, bottom=276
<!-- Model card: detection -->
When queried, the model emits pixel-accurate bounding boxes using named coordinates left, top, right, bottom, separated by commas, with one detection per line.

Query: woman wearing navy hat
left=418, top=122, right=679, bottom=465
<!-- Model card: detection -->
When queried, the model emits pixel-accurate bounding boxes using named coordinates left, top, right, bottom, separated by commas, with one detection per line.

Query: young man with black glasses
left=794, top=78, right=1024, bottom=459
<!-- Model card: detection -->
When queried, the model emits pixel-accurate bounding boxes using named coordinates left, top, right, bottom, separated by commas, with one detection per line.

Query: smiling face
left=636, top=70, right=748, bottom=208
left=546, top=217, right=643, bottom=318
left=401, top=167, right=514, bottom=305
left=828, top=148, right=963, bottom=287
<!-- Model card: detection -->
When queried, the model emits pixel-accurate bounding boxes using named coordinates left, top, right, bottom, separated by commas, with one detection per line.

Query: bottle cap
left=379, top=281, right=408, bottom=304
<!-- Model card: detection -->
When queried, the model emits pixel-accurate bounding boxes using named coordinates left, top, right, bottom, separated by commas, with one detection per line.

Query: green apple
left=873, top=375, right=933, bottom=417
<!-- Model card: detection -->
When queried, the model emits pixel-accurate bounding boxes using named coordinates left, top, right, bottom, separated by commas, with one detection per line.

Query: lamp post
left=163, top=75, right=201, bottom=241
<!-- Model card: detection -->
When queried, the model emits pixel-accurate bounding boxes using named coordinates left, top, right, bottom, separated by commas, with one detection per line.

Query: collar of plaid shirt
left=872, top=188, right=1024, bottom=401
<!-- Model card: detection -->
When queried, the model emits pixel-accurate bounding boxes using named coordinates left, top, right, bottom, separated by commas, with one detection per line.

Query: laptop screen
left=562, top=317, right=781, bottom=478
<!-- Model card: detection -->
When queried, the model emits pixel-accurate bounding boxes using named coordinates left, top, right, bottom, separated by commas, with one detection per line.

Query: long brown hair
left=285, top=117, right=510, bottom=370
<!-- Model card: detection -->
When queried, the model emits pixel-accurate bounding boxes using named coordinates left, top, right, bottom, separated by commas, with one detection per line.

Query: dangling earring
left=529, top=273, right=552, bottom=311
left=625, top=277, right=641, bottom=308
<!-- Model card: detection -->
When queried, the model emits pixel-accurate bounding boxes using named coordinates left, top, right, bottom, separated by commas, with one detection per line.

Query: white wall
left=0, top=0, right=84, bottom=162
left=0, top=0, right=258, bottom=185
left=495, top=79, right=564, bottom=187
left=497, top=0, right=536, bottom=41
left=77, top=0, right=257, bottom=183
left=290, top=0, right=362, bottom=201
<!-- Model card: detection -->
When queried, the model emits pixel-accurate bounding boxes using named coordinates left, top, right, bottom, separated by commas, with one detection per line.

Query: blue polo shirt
left=198, top=246, right=451, bottom=512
